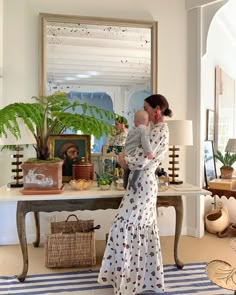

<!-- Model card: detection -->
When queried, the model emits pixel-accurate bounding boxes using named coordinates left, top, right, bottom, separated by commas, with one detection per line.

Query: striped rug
left=0, top=262, right=232, bottom=295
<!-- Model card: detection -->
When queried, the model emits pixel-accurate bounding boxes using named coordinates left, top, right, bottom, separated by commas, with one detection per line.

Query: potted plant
left=0, top=92, right=117, bottom=191
left=214, top=150, right=236, bottom=179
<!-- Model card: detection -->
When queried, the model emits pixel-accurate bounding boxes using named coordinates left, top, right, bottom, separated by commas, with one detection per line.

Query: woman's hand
left=118, top=152, right=128, bottom=169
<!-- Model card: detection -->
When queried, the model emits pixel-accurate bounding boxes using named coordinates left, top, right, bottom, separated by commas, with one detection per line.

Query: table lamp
left=167, top=120, right=193, bottom=184
left=0, top=119, right=36, bottom=188
left=225, top=138, right=236, bottom=154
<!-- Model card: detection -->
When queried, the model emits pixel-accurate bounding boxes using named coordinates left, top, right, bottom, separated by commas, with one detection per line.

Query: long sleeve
left=140, top=127, right=152, bottom=154
left=125, top=122, right=169, bottom=170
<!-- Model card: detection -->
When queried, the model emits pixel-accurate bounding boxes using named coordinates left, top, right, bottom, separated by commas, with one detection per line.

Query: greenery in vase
left=0, top=92, right=119, bottom=161
left=214, top=150, right=236, bottom=168
left=96, top=173, right=113, bottom=186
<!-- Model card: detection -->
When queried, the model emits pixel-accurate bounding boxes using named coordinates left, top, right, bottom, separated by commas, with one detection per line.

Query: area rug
left=0, top=262, right=232, bottom=295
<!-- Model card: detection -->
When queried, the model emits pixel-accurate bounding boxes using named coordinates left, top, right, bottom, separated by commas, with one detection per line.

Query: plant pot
left=205, top=205, right=230, bottom=234
left=22, top=160, right=63, bottom=190
left=220, top=166, right=234, bottom=179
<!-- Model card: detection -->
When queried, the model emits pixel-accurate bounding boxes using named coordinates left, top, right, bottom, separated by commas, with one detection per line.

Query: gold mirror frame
left=39, top=13, right=158, bottom=96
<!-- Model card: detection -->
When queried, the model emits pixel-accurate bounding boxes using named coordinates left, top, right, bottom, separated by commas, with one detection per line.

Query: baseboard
left=0, top=234, right=46, bottom=246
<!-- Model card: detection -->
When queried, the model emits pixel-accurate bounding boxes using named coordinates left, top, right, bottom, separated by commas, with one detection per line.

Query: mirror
left=214, top=66, right=236, bottom=153
left=39, top=13, right=157, bottom=152
left=39, top=13, right=157, bottom=96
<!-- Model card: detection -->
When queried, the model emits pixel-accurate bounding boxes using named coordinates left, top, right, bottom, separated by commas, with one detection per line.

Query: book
left=208, top=179, right=236, bottom=190
left=170, top=184, right=202, bottom=191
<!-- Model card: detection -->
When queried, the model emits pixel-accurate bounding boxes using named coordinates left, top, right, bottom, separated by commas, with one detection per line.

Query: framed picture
left=204, top=140, right=217, bottom=187
left=48, top=134, right=91, bottom=182
left=101, top=155, right=118, bottom=174
left=206, top=109, right=215, bottom=141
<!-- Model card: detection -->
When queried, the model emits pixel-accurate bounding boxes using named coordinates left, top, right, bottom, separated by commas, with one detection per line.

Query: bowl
left=69, top=179, right=93, bottom=190
left=99, top=184, right=111, bottom=190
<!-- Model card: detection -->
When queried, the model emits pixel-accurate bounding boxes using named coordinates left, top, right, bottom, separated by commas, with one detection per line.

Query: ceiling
left=46, top=21, right=151, bottom=88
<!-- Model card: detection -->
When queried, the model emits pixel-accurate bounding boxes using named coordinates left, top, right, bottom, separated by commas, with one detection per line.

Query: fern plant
left=214, top=150, right=236, bottom=168
left=0, top=92, right=117, bottom=160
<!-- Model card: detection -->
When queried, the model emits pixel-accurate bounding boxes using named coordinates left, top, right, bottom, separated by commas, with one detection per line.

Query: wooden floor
left=0, top=232, right=235, bottom=276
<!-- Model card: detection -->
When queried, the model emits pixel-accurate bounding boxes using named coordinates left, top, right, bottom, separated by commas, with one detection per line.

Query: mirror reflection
left=215, top=66, right=236, bottom=153
left=40, top=14, right=157, bottom=152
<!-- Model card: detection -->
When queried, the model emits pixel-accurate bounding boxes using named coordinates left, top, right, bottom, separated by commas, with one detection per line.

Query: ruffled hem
left=98, top=219, right=164, bottom=295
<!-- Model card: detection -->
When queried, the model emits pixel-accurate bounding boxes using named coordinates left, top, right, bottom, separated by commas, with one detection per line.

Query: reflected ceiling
left=46, top=22, right=151, bottom=87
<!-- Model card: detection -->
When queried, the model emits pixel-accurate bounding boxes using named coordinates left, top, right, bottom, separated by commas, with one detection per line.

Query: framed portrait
left=206, top=109, right=215, bottom=141
left=48, top=134, right=91, bottom=182
left=204, top=140, right=217, bottom=187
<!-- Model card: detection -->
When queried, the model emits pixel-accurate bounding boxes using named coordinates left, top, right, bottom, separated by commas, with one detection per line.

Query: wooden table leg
left=33, top=212, right=40, bottom=247
left=16, top=201, right=29, bottom=282
left=157, top=195, right=184, bottom=269
left=173, top=195, right=184, bottom=269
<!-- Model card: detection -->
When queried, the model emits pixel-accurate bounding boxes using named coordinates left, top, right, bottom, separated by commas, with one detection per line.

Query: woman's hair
left=115, top=115, right=129, bottom=128
left=145, top=94, right=173, bottom=117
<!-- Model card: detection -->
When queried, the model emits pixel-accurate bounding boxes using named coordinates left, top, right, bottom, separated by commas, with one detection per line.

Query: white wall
left=201, top=0, right=236, bottom=225
left=0, top=0, right=197, bottom=244
left=0, top=0, right=3, bottom=104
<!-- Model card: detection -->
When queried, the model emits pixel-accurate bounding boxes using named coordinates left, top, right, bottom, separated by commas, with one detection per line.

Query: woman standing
left=98, top=94, right=173, bottom=295
left=112, top=115, right=129, bottom=147
left=105, top=115, right=128, bottom=155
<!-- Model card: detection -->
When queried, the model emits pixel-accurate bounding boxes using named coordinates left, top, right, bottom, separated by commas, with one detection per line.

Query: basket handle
left=65, top=214, right=79, bottom=222
left=62, top=224, right=101, bottom=234
left=83, top=224, right=101, bottom=232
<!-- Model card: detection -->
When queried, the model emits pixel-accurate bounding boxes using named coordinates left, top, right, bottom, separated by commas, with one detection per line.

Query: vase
left=205, top=202, right=230, bottom=234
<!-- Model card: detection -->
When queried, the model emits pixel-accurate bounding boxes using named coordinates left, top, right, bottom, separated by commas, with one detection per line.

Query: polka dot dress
left=98, top=122, right=169, bottom=295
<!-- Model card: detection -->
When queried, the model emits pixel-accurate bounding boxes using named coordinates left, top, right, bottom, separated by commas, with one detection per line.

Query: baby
left=123, top=110, right=153, bottom=192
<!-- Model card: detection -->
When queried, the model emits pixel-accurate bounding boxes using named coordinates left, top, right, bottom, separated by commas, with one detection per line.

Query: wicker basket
left=45, top=214, right=96, bottom=268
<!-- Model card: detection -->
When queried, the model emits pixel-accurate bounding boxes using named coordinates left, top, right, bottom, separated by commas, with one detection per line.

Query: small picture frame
left=204, top=140, right=217, bottom=187
left=206, top=109, right=215, bottom=141
left=101, top=155, right=118, bottom=174
left=48, top=134, right=91, bottom=182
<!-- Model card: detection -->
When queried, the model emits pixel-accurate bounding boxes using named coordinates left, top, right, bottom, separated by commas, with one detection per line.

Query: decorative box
left=208, top=179, right=236, bottom=190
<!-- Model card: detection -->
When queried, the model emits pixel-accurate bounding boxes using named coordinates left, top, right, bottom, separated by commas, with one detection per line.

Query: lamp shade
left=0, top=118, right=36, bottom=146
left=167, top=120, right=193, bottom=146
left=225, top=138, right=236, bottom=153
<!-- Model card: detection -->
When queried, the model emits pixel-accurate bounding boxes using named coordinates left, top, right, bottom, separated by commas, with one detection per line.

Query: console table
left=0, top=184, right=210, bottom=282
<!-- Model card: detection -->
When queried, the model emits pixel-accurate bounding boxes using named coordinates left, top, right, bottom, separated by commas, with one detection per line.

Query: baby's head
left=134, top=110, right=149, bottom=127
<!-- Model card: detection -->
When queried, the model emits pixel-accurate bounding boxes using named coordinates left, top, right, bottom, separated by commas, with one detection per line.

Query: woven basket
left=45, top=214, right=96, bottom=268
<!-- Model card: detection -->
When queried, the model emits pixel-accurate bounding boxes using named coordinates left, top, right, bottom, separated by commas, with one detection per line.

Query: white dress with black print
left=98, top=122, right=169, bottom=295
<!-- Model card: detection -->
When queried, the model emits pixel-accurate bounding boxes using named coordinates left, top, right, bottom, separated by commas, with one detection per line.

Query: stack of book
left=208, top=178, right=236, bottom=190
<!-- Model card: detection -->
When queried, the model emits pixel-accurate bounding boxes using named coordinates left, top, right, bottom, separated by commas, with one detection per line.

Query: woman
left=106, top=115, right=128, bottom=154
left=98, top=94, right=173, bottom=295
left=113, top=115, right=129, bottom=147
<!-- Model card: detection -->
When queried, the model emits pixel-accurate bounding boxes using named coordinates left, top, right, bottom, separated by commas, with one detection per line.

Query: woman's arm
left=118, top=152, right=128, bottom=169
left=124, top=123, right=169, bottom=170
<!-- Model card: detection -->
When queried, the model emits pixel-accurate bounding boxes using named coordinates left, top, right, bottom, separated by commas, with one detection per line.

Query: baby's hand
left=147, top=151, right=153, bottom=160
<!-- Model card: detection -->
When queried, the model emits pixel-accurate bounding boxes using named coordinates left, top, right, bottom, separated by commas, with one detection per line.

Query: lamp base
left=7, top=182, right=24, bottom=188
left=169, top=180, right=183, bottom=185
